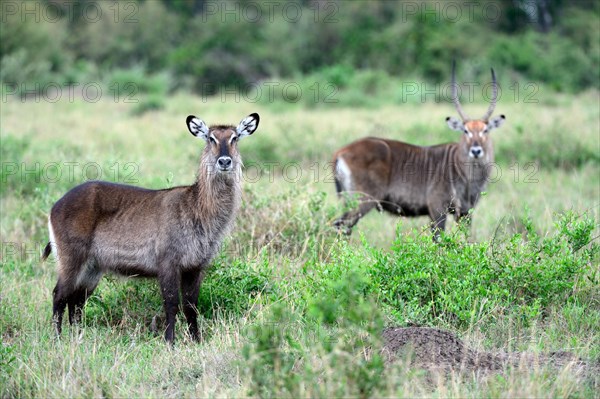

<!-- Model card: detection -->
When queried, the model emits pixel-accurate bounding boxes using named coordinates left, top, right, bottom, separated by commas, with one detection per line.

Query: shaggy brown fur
left=333, top=66, right=506, bottom=240
left=42, top=113, right=259, bottom=344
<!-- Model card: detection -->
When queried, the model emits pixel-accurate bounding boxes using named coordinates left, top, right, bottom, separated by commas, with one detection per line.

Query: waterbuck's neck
left=451, top=144, right=493, bottom=188
left=190, top=152, right=242, bottom=229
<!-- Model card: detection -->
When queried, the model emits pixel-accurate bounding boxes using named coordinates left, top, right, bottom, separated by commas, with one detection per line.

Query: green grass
left=1, top=89, right=599, bottom=397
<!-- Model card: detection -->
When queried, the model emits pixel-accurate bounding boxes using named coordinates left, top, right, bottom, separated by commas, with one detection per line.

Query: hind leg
left=53, top=254, right=100, bottom=334
left=52, top=279, right=70, bottom=336
left=67, top=291, right=84, bottom=326
left=67, top=265, right=102, bottom=326
left=67, top=286, right=96, bottom=326
left=333, top=196, right=378, bottom=235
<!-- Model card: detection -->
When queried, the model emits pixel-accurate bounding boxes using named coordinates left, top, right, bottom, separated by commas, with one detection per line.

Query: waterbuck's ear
left=236, top=113, right=260, bottom=138
left=487, top=114, right=506, bottom=131
left=446, top=116, right=464, bottom=132
left=187, top=115, right=209, bottom=140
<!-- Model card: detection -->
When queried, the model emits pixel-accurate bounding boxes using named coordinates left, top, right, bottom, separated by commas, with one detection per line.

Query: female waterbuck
left=333, top=64, right=505, bottom=239
left=42, top=113, right=260, bottom=344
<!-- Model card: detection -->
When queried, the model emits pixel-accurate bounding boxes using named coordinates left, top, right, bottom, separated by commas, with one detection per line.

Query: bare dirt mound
left=381, top=327, right=598, bottom=381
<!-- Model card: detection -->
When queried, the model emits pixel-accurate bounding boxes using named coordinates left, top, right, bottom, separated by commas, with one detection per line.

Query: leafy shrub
left=130, top=95, right=165, bottom=116
left=84, top=278, right=163, bottom=331
left=106, top=67, right=172, bottom=96
left=366, top=212, right=597, bottom=327
left=0, top=342, right=16, bottom=391
left=0, top=2, right=69, bottom=90
left=233, top=187, right=339, bottom=265
left=489, top=30, right=598, bottom=92
left=197, top=258, right=275, bottom=319
left=258, top=66, right=402, bottom=108
left=242, top=304, right=303, bottom=398
left=242, top=271, right=384, bottom=398
left=70, top=1, right=178, bottom=72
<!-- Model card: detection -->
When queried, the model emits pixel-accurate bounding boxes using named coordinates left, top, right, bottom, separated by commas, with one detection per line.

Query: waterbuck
left=333, top=64, right=505, bottom=239
left=41, top=113, right=260, bottom=344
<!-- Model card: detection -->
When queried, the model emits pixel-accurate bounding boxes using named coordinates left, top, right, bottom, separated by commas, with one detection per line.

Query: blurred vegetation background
left=1, top=0, right=598, bottom=101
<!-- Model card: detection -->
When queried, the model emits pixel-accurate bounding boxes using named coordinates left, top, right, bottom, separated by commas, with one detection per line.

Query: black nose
left=471, top=148, right=482, bottom=157
left=217, top=156, right=232, bottom=169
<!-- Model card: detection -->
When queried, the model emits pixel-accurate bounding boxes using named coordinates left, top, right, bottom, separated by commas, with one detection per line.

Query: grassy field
left=1, top=89, right=599, bottom=397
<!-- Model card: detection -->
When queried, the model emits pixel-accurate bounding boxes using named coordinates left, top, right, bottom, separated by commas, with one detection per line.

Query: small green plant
left=556, top=210, right=596, bottom=252
left=242, top=303, right=303, bottom=398
left=0, top=342, right=16, bottom=379
left=242, top=271, right=385, bottom=398
left=197, top=259, right=275, bottom=319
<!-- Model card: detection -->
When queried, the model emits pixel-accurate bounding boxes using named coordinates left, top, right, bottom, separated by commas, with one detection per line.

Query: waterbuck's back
left=50, top=180, right=207, bottom=278
left=335, top=137, right=458, bottom=202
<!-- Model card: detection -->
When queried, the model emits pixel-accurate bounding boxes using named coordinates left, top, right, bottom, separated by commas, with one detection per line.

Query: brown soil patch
left=382, top=327, right=598, bottom=381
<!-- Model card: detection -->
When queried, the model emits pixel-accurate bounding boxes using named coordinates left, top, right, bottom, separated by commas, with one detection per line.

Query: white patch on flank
left=336, top=156, right=353, bottom=192
left=48, top=216, right=59, bottom=261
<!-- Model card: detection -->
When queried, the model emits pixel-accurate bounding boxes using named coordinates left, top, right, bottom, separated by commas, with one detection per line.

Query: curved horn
left=451, top=61, right=469, bottom=122
left=482, top=68, right=497, bottom=121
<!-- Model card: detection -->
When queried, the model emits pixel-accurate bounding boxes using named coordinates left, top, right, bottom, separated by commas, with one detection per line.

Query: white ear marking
left=446, top=116, right=464, bottom=132
left=187, top=115, right=209, bottom=139
left=236, top=113, right=260, bottom=138
left=488, top=114, right=506, bottom=130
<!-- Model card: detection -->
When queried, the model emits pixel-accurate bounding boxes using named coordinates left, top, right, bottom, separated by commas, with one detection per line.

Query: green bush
left=2, top=1, right=599, bottom=95
left=106, top=67, right=172, bottom=96
left=258, top=66, right=403, bottom=108
left=197, top=258, right=275, bottom=319
left=366, top=212, right=597, bottom=326
left=70, top=1, right=178, bottom=72
left=489, top=30, right=597, bottom=92
left=84, top=278, right=163, bottom=331
left=0, top=1, right=69, bottom=90
left=242, top=271, right=384, bottom=398
left=130, top=95, right=165, bottom=116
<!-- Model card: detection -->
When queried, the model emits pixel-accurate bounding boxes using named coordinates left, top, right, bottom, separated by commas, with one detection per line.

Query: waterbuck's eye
left=231, top=136, right=238, bottom=144
left=463, top=129, right=468, bottom=134
left=209, top=136, right=218, bottom=145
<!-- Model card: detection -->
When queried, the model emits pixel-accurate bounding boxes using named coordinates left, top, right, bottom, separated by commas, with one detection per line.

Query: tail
left=41, top=242, right=52, bottom=262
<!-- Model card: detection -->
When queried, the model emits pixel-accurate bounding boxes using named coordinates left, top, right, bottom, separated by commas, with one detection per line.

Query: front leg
left=430, top=214, right=447, bottom=242
left=158, top=269, right=181, bottom=345
left=428, top=202, right=448, bottom=242
left=181, top=268, right=206, bottom=342
left=455, top=209, right=473, bottom=233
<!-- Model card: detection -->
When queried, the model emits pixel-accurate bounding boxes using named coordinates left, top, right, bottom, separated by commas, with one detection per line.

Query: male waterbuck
left=333, top=64, right=505, bottom=239
left=42, top=113, right=260, bottom=344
